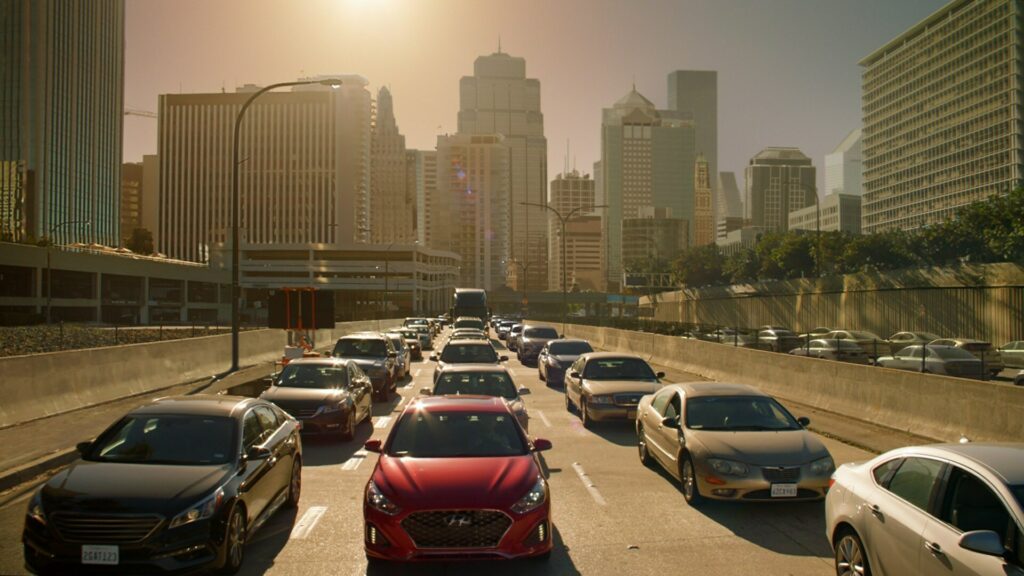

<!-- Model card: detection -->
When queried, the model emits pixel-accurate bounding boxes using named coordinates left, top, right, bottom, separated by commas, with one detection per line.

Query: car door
left=254, top=405, right=292, bottom=507
left=238, top=409, right=277, bottom=523
left=652, top=392, right=682, bottom=470
left=863, top=456, right=947, bottom=576
left=641, top=389, right=674, bottom=466
left=890, top=347, right=919, bottom=371
left=566, top=357, right=585, bottom=406
left=919, top=465, right=1024, bottom=576
left=538, top=344, right=549, bottom=377
left=347, top=363, right=371, bottom=420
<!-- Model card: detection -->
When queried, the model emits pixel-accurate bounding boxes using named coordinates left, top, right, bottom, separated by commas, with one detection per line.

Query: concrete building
left=406, top=149, right=436, bottom=247
left=547, top=170, right=596, bottom=291
left=601, top=86, right=696, bottom=290
left=563, top=215, right=604, bottom=292
left=142, top=155, right=159, bottom=252
left=120, top=163, right=144, bottom=246
left=0, top=161, right=29, bottom=242
left=789, top=192, right=862, bottom=234
left=694, top=154, right=714, bottom=246
left=668, top=70, right=718, bottom=190
left=744, top=147, right=816, bottom=233
left=621, top=207, right=688, bottom=272
left=716, top=171, right=743, bottom=223
left=158, top=76, right=372, bottom=262
left=458, top=49, right=548, bottom=291
left=860, top=0, right=1024, bottom=233
left=1, top=0, right=125, bottom=246
left=435, top=133, right=510, bottom=291
left=370, top=87, right=413, bottom=244
left=716, top=216, right=745, bottom=242
left=716, top=226, right=767, bottom=256
left=825, top=128, right=862, bottom=196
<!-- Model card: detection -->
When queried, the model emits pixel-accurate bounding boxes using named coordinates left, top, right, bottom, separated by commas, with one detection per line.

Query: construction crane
left=124, top=108, right=157, bottom=119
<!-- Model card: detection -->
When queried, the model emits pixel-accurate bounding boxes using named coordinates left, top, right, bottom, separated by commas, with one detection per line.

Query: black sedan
left=23, top=395, right=302, bottom=575
left=261, top=358, right=373, bottom=439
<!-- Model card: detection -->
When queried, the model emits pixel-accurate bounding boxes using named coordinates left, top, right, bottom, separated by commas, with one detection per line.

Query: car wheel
left=285, top=458, right=302, bottom=508
left=680, top=455, right=703, bottom=506
left=581, top=399, right=593, bottom=429
left=217, top=505, right=246, bottom=574
left=637, top=425, right=652, bottom=467
left=565, top=390, right=574, bottom=413
left=834, top=528, right=871, bottom=576
left=341, top=413, right=357, bottom=441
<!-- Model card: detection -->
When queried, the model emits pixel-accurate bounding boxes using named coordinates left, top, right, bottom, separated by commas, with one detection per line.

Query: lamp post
left=521, top=201, right=608, bottom=332
left=510, top=257, right=530, bottom=317
left=45, top=220, right=91, bottom=324
left=383, top=241, right=395, bottom=319
left=229, top=77, right=342, bottom=373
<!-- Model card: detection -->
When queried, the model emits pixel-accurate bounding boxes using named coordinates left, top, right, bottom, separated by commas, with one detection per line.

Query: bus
left=451, top=288, right=489, bottom=327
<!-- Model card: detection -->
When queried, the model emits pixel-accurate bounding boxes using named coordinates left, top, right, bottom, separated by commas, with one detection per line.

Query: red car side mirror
left=532, top=438, right=553, bottom=452
left=364, top=439, right=382, bottom=453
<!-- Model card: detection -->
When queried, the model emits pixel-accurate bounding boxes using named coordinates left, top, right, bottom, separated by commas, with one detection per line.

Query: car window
left=685, top=396, right=800, bottom=431
left=651, top=388, right=672, bottom=414
left=90, top=415, right=235, bottom=465
left=524, top=327, right=559, bottom=338
left=908, top=347, right=923, bottom=359
left=334, top=338, right=387, bottom=357
left=254, top=406, right=280, bottom=435
left=664, top=393, right=681, bottom=421
left=277, top=364, right=348, bottom=389
left=872, top=458, right=903, bottom=485
left=886, top=457, right=945, bottom=512
left=440, top=344, right=498, bottom=363
left=434, top=371, right=516, bottom=399
left=242, top=411, right=264, bottom=449
left=933, top=347, right=978, bottom=360
left=939, top=467, right=1014, bottom=548
left=581, top=358, right=656, bottom=380
left=549, top=341, right=593, bottom=355
left=388, top=411, right=527, bottom=457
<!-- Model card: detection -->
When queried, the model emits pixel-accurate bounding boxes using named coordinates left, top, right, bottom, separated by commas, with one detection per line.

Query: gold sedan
left=635, top=382, right=834, bottom=504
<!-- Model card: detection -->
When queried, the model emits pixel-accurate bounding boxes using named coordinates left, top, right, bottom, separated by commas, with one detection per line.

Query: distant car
left=362, top=396, right=553, bottom=563
left=22, top=395, right=302, bottom=575
left=421, top=364, right=530, bottom=432
left=507, top=324, right=525, bottom=352
left=453, top=316, right=486, bottom=331
left=538, top=339, right=594, bottom=386
left=564, top=353, right=665, bottom=428
left=930, top=338, right=1005, bottom=377
left=333, top=333, right=399, bottom=401
left=789, top=339, right=870, bottom=364
left=797, top=327, right=832, bottom=340
left=410, top=324, right=432, bottom=351
left=261, top=358, right=373, bottom=438
left=517, top=325, right=561, bottom=364
left=999, top=341, right=1024, bottom=369
left=496, top=320, right=515, bottom=340
left=886, top=331, right=943, bottom=355
left=825, top=443, right=1024, bottom=576
left=398, top=329, right=423, bottom=360
left=756, top=328, right=803, bottom=353
left=821, top=330, right=887, bottom=358
left=875, top=344, right=986, bottom=379
left=430, top=339, right=508, bottom=382
left=384, top=332, right=410, bottom=379
left=448, top=328, right=488, bottom=342
left=636, top=382, right=833, bottom=505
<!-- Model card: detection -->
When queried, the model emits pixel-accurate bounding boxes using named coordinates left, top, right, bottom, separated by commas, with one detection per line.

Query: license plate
left=626, top=409, right=637, bottom=419
left=82, top=545, right=119, bottom=565
left=770, top=483, right=798, bottom=498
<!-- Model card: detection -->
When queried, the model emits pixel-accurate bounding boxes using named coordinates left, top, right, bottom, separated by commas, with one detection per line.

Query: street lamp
left=521, top=201, right=608, bottom=332
left=229, top=77, right=342, bottom=373
left=45, top=220, right=91, bottom=324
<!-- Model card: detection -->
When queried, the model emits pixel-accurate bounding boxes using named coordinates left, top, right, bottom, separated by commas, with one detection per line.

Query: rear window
left=524, top=327, right=559, bottom=338
left=434, top=372, right=516, bottom=399
left=549, top=341, right=593, bottom=355
left=334, top=338, right=387, bottom=357
left=440, top=344, right=499, bottom=363
left=962, top=343, right=994, bottom=353
left=932, top=347, right=978, bottom=360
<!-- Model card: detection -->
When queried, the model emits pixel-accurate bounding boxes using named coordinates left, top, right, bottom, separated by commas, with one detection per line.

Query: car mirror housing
left=661, top=416, right=680, bottom=429
left=246, top=445, right=272, bottom=460
left=570, top=371, right=580, bottom=379
left=797, top=416, right=811, bottom=427
left=500, top=355, right=509, bottom=362
left=532, top=438, right=553, bottom=452
left=958, top=530, right=1005, bottom=557
left=429, top=354, right=438, bottom=361
left=517, top=386, right=531, bottom=395
left=364, top=439, right=383, bottom=453
left=656, top=371, right=666, bottom=379
left=75, top=441, right=92, bottom=457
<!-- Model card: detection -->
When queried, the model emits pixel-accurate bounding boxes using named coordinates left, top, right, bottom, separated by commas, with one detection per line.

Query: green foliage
left=674, top=244, right=725, bottom=287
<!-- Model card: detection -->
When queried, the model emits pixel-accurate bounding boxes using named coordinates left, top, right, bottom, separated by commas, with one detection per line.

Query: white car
left=825, top=443, right=1024, bottom=576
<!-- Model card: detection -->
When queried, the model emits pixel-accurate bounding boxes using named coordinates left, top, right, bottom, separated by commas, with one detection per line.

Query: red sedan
left=363, top=396, right=553, bottom=563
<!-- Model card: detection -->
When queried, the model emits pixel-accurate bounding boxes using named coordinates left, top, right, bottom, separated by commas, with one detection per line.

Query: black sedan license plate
left=82, top=545, right=119, bottom=565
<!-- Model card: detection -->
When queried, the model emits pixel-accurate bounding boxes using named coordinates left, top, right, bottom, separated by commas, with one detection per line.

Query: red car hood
left=375, top=454, right=538, bottom=510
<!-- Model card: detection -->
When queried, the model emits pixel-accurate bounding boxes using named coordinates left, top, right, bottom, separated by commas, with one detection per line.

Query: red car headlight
left=510, top=476, right=547, bottom=514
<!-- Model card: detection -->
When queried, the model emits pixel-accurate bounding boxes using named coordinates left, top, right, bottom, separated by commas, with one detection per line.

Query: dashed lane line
left=374, top=416, right=392, bottom=429
left=289, top=506, right=327, bottom=539
left=341, top=450, right=369, bottom=471
left=413, top=369, right=422, bottom=378
left=536, top=409, right=551, bottom=428
left=572, top=462, right=607, bottom=506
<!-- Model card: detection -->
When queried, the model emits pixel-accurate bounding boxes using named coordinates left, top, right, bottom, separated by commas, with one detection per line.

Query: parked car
left=564, top=353, right=665, bottom=428
left=517, top=325, right=561, bottom=364
left=757, top=328, right=803, bottom=353
left=930, top=338, right=1005, bottom=377
left=789, top=339, right=871, bottom=364
left=538, top=339, right=594, bottom=387
left=875, top=344, right=986, bottom=379
left=825, top=443, right=1024, bottom=576
left=636, top=382, right=833, bottom=505
left=1016, top=370, right=1024, bottom=386
left=384, top=332, right=410, bottom=379
left=820, top=330, right=888, bottom=358
left=362, top=396, right=553, bottom=563
left=398, top=329, right=423, bottom=361
left=430, top=339, right=507, bottom=382
left=22, top=395, right=302, bottom=575
left=720, top=332, right=774, bottom=350
left=797, top=326, right=833, bottom=340
left=507, top=324, right=525, bottom=352
left=332, top=332, right=398, bottom=401
left=261, top=358, right=373, bottom=438
left=1000, top=341, right=1024, bottom=369
left=420, top=364, right=530, bottom=432
left=886, top=331, right=943, bottom=355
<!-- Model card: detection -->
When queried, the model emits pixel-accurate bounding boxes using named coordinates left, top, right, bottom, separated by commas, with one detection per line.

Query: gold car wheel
left=637, top=426, right=652, bottom=467
left=681, top=456, right=703, bottom=505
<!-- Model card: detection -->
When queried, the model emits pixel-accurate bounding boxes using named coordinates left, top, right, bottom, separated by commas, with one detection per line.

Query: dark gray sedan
left=876, top=344, right=985, bottom=379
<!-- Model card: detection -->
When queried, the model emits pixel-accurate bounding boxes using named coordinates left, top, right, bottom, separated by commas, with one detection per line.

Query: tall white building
left=370, top=87, right=413, bottom=244
left=825, top=128, right=862, bottom=196
left=458, top=49, right=548, bottom=291
left=547, top=170, right=596, bottom=291
left=406, top=149, right=436, bottom=247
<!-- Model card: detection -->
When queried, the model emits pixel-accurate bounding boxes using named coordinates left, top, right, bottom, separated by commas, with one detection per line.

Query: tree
left=125, top=228, right=154, bottom=254
left=674, top=244, right=725, bottom=287
left=723, top=249, right=760, bottom=284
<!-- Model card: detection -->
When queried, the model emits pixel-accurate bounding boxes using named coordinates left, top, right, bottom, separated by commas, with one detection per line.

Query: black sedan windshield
left=334, top=339, right=387, bottom=357
left=434, top=372, right=516, bottom=399
left=686, top=396, right=800, bottom=431
left=524, top=327, right=558, bottom=338
left=89, top=415, right=235, bottom=465
left=440, top=344, right=498, bottom=363
left=277, top=365, right=348, bottom=389
left=549, top=341, right=593, bottom=355
left=583, top=358, right=656, bottom=380
left=388, top=412, right=526, bottom=457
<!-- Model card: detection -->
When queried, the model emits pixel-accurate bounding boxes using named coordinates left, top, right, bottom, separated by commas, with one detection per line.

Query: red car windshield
left=387, top=411, right=527, bottom=457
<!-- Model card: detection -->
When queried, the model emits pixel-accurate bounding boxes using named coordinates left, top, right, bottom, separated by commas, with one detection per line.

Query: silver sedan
left=826, top=443, right=1024, bottom=576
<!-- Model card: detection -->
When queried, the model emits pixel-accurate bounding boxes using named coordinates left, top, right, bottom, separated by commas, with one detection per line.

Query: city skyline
left=122, top=0, right=948, bottom=194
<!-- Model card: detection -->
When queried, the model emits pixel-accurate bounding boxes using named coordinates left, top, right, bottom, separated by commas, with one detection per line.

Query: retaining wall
left=557, top=323, right=1024, bottom=443
left=0, top=319, right=397, bottom=429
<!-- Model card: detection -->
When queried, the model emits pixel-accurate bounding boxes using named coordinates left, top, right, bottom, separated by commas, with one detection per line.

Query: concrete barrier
left=0, top=319, right=401, bottom=429
left=552, top=322, right=1024, bottom=443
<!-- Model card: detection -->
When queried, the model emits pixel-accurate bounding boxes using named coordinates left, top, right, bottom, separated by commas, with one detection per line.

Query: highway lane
left=0, top=332, right=872, bottom=576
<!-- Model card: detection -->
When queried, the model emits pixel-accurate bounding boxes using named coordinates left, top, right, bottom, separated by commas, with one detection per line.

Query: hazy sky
left=124, top=0, right=948, bottom=192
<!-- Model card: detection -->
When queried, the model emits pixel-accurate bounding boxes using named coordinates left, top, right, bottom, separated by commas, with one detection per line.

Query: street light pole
left=229, top=77, right=342, bottom=373
left=383, top=241, right=395, bottom=319
left=45, top=220, right=90, bottom=324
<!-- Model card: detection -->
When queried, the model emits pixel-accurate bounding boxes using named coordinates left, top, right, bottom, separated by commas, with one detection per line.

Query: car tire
left=637, top=425, right=653, bottom=467
left=834, top=528, right=871, bottom=576
left=565, top=390, right=574, bottom=413
left=680, top=455, right=704, bottom=506
left=581, top=399, right=593, bottom=429
left=217, top=505, right=247, bottom=574
left=285, top=458, right=302, bottom=508
left=341, top=413, right=357, bottom=441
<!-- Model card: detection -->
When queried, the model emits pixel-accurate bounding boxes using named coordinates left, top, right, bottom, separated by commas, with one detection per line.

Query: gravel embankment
left=0, top=325, right=253, bottom=357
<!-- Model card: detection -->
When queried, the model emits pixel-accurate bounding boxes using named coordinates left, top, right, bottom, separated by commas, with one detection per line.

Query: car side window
left=664, top=394, right=681, bottom=421
left=242, top=411, right=264, bottom=450
left=940, top=467, right=1014, bottom=546
left=651, top=389, right=672, bottom=414
left=872, top=458, right=903, bottom=485
left=254, top=406, right=280, bottom=437
left=886, top=457, right=945, bottom=513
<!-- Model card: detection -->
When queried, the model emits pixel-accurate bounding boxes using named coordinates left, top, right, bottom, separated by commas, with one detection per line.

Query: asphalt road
left=0, top=332, right=872, bottom=576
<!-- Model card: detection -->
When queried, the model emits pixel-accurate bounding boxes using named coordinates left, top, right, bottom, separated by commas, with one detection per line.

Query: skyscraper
left=694, top=154, right=714, bottom=246
left=601, top=86, right=695, bottom=289
left=716, top=171, right=743, bottom=223
left=825, top=128, right=862, bottom=196
left=1, top=0, right=125, bottom=245
left=370, top=87, right=413, bottom=244
left=406, top=149, right=436, bottom=247
left=668, top=70, right=717, bottom=190
left=744, top=147, right=816, bottom=233
left=547, top=170, right=595, bottom=291
left=458, top=49, right=548, bottom=290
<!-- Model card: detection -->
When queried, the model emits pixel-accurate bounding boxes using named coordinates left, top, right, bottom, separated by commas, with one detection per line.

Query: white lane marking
left=572, top=462, right=607, bottom=506
left=341, top=449, right=369, bottom=471
left=374, top=416, right=392, bottom=429
left=413, top=369, right=422, bottom=378
left=289, top=506, right=327, bottom=539
left=536, top=409, right=551, bottom=428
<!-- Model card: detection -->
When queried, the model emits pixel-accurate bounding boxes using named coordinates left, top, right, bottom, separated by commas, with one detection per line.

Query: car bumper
left=364, top=505, right=551, bottom=562
left=297, top=410, right=353, bottom=436
left=585, top=402, right=639, bottom=421
left=519, top=348, right=542, bottom=362
left=692, top=466, right=830, bottom=502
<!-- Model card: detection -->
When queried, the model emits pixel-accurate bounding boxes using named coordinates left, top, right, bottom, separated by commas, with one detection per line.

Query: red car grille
left=51, top=513, right=162, bottom=544
left=401, top=510, right=512, bottom=549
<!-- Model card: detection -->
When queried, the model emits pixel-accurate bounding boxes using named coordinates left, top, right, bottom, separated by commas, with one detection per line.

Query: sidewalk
left=0, top=362, right=274, bottom=495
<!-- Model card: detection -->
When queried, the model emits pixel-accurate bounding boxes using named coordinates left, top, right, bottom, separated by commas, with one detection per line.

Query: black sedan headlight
left=27, top=490, right=46, bottom=525
left=169, top=488, right=224, bottom=529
